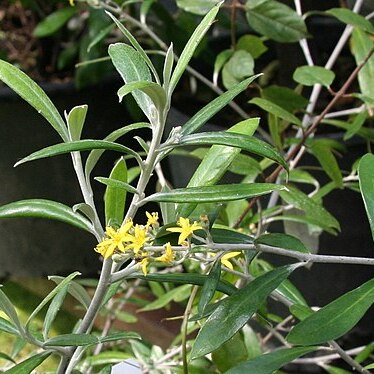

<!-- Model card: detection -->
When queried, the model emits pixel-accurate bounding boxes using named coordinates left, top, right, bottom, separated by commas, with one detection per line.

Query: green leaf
left=177, top=118, right=259, bottom=216
left=100, top=332, right=141, bottom=343
left=67, top=105, right=88, bottom=141
left=104, top=158, right=128, bottom=226
left=176, top=0, right=219, bottom=15
left=293, top=66, right=335, bottom=87
left=139, top=285, right=192, bottom=312
left=33, top=7, right=76, bottom=37
left=43, top=285, right=69, bottom=340
left=0, top=60, right=68, bottom=141
left=279, top=186, right=340, bottom=233
left=212, top=332, right=248, bottom=372
left=198, top=260, right=222, bottom=316
left=359, top=153, right=374, bottom=243
left=106, top=12, right=159, bottom=84
left=108, top=43, right=153, bottom=121
left=169, top=3, right=221, bottom=93
left=26, top=272, right=81, bottom=331
left=289, top=304, right=314, bottom=321
left=48, top=276, right=91, bottom=310
left=191, top=264, right=299, bottom=358
left=262, top=85, right=308, bottom=112
left=0, top=291, right=23, bottom=335
left=177, top=132, right=288, bottom=170
left=5, top=352, right=51, bottom=374
left=250, top=97, right=302, bottom=126
left=326, top=8, right=374, bottom=34
left=237, top=34, right=268, bottom=59
left=163, top=43, right=174, bottom=90
left=222, top=50, right=254, bottom=89
left=310, top=140, right=343, bottom=188
left=225, top=347, right=317, bottom=374
left=245, top=0, right=308, bottom=43
left=249, top=259, right=307, bottom=306
left=85, top=351, right=131, bottom=367
left=44, top=333, right=98, bottom=347
left=287, top=278, right=374, bottom=345
left=97, top=177, right=137, bottom=194
left=255, top=233, right=309, bottom=253
left=84, top=122, right=150, bottom=180
left=0, top=352, right=15, bottom=364
left=0, top=317, right=20, bottom=337
left=128, top=273, right=237, bottom=296
left=15, top=140, right=140, bottom=167
left=181, top=75, right=261, bottom=136
left=213, top=49, right=234, bottom=85
left=344, top=110, right=367, bottom=141
left=117, top=81, right=167, bottom=112
left=0, top=199, right=94, bottom=234
left=144, top=183, right=285, bottom=204
left=351, top=28, right=374, bottom=107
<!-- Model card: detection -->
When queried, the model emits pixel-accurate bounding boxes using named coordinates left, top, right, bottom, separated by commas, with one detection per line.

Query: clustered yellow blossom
left=166, top=217, right=202, bottom=244
left=95, top=212, right=176, bottom=275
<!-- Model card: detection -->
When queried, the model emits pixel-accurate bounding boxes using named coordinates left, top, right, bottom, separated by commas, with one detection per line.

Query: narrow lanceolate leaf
left=0, top=60, right=68, bottom=141
left=293, top=66, right=335, bottom=87
left=100, top=332, right=141, bottom=344
left=0, top=289, right=23, bottom=335
left=351, top=29, right=374, bottom=107
left=255, top=233, right=309, bottom=254
left=43, top=333, right=99, bottom=347
left=84, top=122, right=150, bottom=180
left=128, top=273, right=237, bottom=296
left=358, top=153, right=374, bottom=243
left=198, top=260, right=222, bottom=316
left=245, top=0, right=308, bottom=43
left=249, top=97, right=302, bottom=126
left=287, top=278, right=374, bottom=345
left=43, top=285, right=69, bottom=340
left=15, top=140, right=140, bottom=167
left=279, top=186, right=340, bottom=233
left=143, top=183, right=285, bottom=204
left=106, top=12, right=160, bottom=84
left=96, top=177, right=138, bottom=195
left=33, top=7, right=76, bottom=37
left=26, top=272, right=81, bottom=331
left=181, top=75, right=261, bottom=136
left=108, top=43, right=153, bottom=121
left=0, top=200, right=94, bottom=234
left=169, top=3, right=221, bottom=94
left=117, top=81, right=167, bottom=112
left=177, top=132, right=288, bottom=170
left=67, top=105, right=88, bottom=141
left=104, top=158, right=128, bottom=226
left=48, top=276, right=91, bottom=310
left=177, top=118, right=259, bottom=216
left=226, top=347, right=317, bottom=374
left=0, top=317, right=20, bottom=337
left=191, top=264, right=299, bottom=358
left=163, top=43, right=174, bottom=91
left=310, top=140, right=343, bottom=188
left=5, top=352, right=51, bottom=374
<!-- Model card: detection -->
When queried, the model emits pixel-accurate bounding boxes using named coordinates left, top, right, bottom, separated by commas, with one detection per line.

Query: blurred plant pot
left=0, top=76, right=140, bottom=277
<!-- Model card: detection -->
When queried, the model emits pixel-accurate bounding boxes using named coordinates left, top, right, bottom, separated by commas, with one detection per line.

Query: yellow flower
left=124, top=224, right=149, bottom=254
left=140, top=257, right=149, bottom=275
left=146, top=211, right=159, bottom=226
left=167, top=217, right=202, bottom=244
left=156, top=242, right=175, bottom=264
left=221, top=252, right=241, bottom=270
left=68, top=0, right=75, bottom=6
left=95, top=221, right=133, bottom=259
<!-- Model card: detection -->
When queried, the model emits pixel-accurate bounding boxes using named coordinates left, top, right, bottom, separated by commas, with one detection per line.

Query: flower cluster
left=95, top=212, right=178, bottom=275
